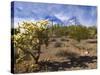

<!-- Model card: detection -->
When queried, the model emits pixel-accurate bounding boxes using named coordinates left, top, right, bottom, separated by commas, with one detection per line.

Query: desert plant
left=50, top=38, right=56, bottom=42
left=60, top=37, right=67, bottom=41
left=13, top=20, right=49, bottom=64
left=54, top=42, right=62, bottom=47
left=28, top=64, right=40, bottom=72
left=53, top=26, right=68, bottom=37
left=68, top=25, right=90, bottom=42
left=88, top=26, right=97, bottom=39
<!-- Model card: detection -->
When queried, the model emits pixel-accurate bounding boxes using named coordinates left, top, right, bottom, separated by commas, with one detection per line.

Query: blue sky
left=11, top=1, right=97, bottom=27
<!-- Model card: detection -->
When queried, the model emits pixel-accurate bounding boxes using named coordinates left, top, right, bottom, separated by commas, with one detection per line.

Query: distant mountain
left=44, top=15, right=64, bottom=25
left=44, top=15, right=81, bottom=26
left=65, top=16, right=81, bottom=26
left=18, top=12, right=81, bottom=26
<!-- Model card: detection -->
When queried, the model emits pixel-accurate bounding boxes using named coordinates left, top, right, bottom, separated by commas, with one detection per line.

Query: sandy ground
left=14, top=37, right=97, bottom=73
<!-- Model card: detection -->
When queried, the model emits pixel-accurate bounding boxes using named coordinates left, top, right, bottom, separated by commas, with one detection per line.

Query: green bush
left=68, top=25, right=90, bottom=42
left=50, top=25, right=68, bottom=37
left=88, top=26, right=97, bottom=39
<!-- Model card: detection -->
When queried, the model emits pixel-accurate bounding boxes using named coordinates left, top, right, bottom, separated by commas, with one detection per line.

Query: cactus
left=13, top=20, right=49, bottom=64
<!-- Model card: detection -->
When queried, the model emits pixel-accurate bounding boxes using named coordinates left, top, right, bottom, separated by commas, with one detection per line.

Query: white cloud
left=55, top=13, right=69, bottom=22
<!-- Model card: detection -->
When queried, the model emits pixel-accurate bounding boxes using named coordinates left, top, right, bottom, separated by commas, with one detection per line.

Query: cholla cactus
left=13, top=20, right=49, bottom=64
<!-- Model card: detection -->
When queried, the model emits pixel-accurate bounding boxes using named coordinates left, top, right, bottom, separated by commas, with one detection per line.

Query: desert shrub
left=51, top=25, right=68, bottom=37
left=68, top=25, right=90, bottom=42
left=54, top=42, right=62, bottom=47
left=60, top=37, right=67, bottom=41
left=50, top=38, right=56, bottom=42
left=88, top=26, right=97, bottom=39
left=28, top=64, right=40, bottom=72
left=12, top=20, right=49, bottom=64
